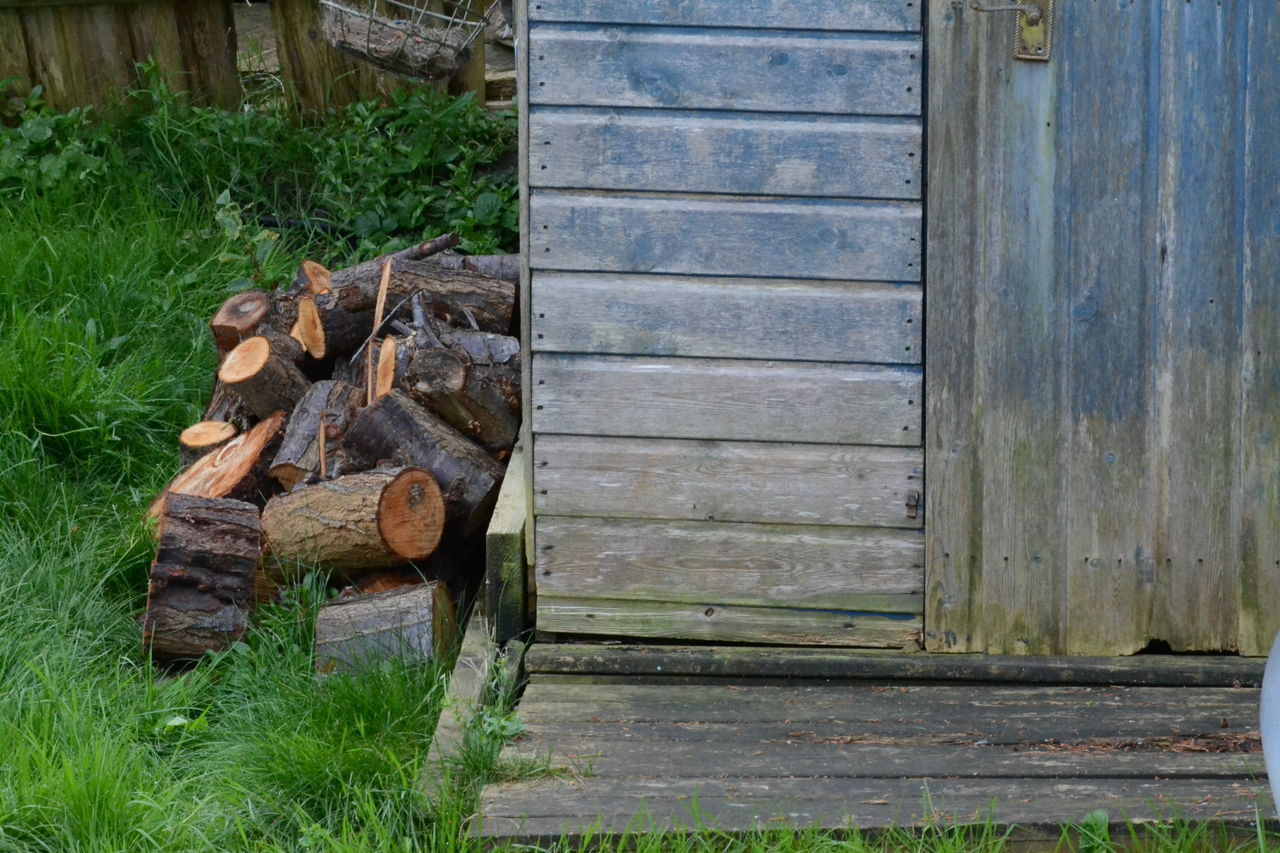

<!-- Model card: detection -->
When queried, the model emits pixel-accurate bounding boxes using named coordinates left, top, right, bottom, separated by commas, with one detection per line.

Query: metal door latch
left=906, top=490, right=922, bottom=520
left=971, top=0, right=1054, bottom=62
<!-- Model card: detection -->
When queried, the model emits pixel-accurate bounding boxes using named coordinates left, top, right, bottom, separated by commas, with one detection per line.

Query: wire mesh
left=318, top=0, right=489, bottom=81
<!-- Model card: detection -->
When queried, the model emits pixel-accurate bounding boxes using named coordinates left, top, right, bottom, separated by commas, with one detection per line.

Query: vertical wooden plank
left=1149, top=5, right=1244, bottom=652
left=71, top=4, right=138, bottom=105
left=976, top=50, right=1066, bottom=655
left=124, top=0, right=187, bottom=93
left=18, top=5, right=83, bottom=109
left=269, top=0, right=390, bottom=112
left=0, top=9, right=33, bottom=98
left=1059, top=2, right=1157, bottom=655
left=517, top=0, right=535, bottom=612
left=486, top=444, right=527, bottom=646
left=924, top=0, right=985, bottom=652
left=173, top=0, right=239, bottom=107
left=1236, top=5, right=1280, bottom=656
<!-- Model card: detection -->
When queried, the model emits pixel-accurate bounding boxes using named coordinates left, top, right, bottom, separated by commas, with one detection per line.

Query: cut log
left=314, top=293, right=371, bottom=359
left=260, top=467, right=446, bottom=580
left=149, top=410, right=287, bottom=520
left=330, top=258, right=515, bottom=333
left=294, top=260, right=333, bottom=294
left=291, top=295, right=326, bottom=359
left=142, top=494, right=261, bottom=660
left=179, top=420, right=238, bottom=468
left=402, top=347, right=520, bottom=454
left=218, top=335, right=312, bottom=420
left=211, top=290, right=271, bottom=357
left=422, top=252, right=519, bottom=284
left=203, top=381, right=256, bottom=432
left=269, top=379, right=362, bottom=490
left=434, top=323, right=520, bottom=365
left=343, top=389, right=505, bottom=536
left=314, top=582, right=455, bottom=675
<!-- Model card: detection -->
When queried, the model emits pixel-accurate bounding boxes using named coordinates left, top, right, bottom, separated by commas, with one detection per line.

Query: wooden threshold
left=475, top=666, right=1270, bottom=844
left=525, top=643, right=1265, bottom=687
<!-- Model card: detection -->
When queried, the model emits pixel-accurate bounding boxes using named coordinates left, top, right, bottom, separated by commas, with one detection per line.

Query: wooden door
left=927, top=2, right=1280, bottom=655
left=521, top=0, right=927, bottom=647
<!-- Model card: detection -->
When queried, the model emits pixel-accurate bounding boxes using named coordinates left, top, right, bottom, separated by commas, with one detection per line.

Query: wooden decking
left=475, top=646, right=1270, bottom=843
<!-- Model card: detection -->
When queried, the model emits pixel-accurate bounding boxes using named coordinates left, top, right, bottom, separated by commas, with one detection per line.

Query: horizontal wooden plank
left=0, top=0, right=161, bottom=7
left=525, top=643, right=1267, bottom=686
left=527, top=0, right=921, bottom=33
left=530, top=192, right=921, bottom=282
left=530, top=110, right=921, bottom=199
left=532, top=356, right=921, bottom=445
left=536, top=597, right=921, bottom=647
left=514, top=676, right=1254, bottom=722
left=477, top=776, right=1265, bottom=840
left=536, top=517, right=922, bottom=612
left=530, top=25, right=920, bottom=116
left=505, top=736, right=1263, bottom=780
left=534, top=436, right=922, bottom=528
left=531, top=274, right=921, bottom=363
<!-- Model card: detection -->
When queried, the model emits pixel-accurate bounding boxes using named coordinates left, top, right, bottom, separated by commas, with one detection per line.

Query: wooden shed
left=472, top=0, right=1280, bottom=837
left=502, top=0, right=1280, bottom=659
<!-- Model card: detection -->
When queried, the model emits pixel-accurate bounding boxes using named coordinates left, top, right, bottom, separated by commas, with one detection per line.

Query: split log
left=269, top=380, right=361, bottom=490
left=330, top=258, right=515, bottom=333
left=179, top=420, right=238, bottom=468
left=291, top=295, right=326, bottom=359
left=314, top=293, right=371, bottom=359
left=142, top=494, right=261, bottom=660
left=422, top=252, right=519, bottom=284
left=260, top=467, right=446, bottom=580
left=149, top=411, right=287, bottom=520
left=401, top=347, right=519, bottom=454
left=210, top=290, right=271, bottom=357
left=314, top=582, right=455, bottom=675
left=343, top=390, right=505, bottom=535
left=218, top=335, right=311, bottom=420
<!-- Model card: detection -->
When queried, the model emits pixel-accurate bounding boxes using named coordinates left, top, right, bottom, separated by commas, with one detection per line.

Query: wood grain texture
left=526, top=0, right=920, bottom=32
left=531, top=192, right=921, bottom=282
left=0, top=10, right=32, bottom=97
left=536, top=597, right=921, bottom=648
left=530, top=109, right=921, bottom=200
left=535, top=516, right=922, bottom=612
left=529, top=24, right=920, bottom=116
left=1058, top=1, right=1157, bottom=655
left=531, top=274, right=921, bottom=364
left=172, top=0, right=238, bottom=107
left=124, top=0, right=186, bottom=93
left=18, top=6, right=80, bottom=109
left=525, top=643, right=1266, bottom=687
left=1237, top=5, right=1280, bottom=657
left=533, top=435, right=923, bottom=529
left=1148, top=4, right=1244, bottom=653
left=478, top=776, right=1264, bottom=840
left=269, top=0, right=393, bottom=112
left=486, top=443, right=528, bottom=646
left=532, top=355, right=920, bottom=445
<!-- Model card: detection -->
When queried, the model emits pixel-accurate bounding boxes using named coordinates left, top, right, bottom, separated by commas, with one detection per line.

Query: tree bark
left=314, top=582, right=455, bottom=674
left=342, top=389, right=505, bottom=536
left=269, top=379, right=362, bottom=490
left=400, top=346, right=520, bottom=454
left=210, top=290, right=271, bottom=357
left=421, top=252, right=519, bottom=284
left=330, top=258, right=514, bottom=333
left=218, top=335, right=312, bottom=420
left=260, top=467, right=446, bottom=580
left=292, top=259, right=333, bottom=294
left=142, top=494, right=261, bottom=660
left=150, top=410, right=287, bottom=520
left=204, top=380, right=256, bottom=432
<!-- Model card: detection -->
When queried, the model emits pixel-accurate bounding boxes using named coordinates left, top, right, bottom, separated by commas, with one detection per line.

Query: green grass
left=1, top=82, right=1278, bottom=853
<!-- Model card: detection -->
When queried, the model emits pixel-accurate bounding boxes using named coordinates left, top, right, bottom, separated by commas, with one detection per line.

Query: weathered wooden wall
left=522, top=0, right=925, bottom=647
left=927, top=2, right=1280, bottom=656
left=0, top=0, right=238, bottom=108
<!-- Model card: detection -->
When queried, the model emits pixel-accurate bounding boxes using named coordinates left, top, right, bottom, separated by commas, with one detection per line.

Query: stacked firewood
left=141, top=235, right=520, bottom=667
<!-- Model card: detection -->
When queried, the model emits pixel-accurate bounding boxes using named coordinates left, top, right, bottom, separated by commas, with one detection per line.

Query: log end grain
left=211, top=290, right=271, bottom=354
left=219, top=336, right=272, bottom=384
left=179, top=420, right=238, bottom=451
left=377, top=467, right=446, bottom=562
left=294, top=295, right=327, bottom=360
left=298, top=260, right=333, bottom=295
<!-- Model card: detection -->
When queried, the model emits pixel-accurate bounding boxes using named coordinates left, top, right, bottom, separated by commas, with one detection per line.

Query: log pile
left=141, top=235, right=520, bottom=666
